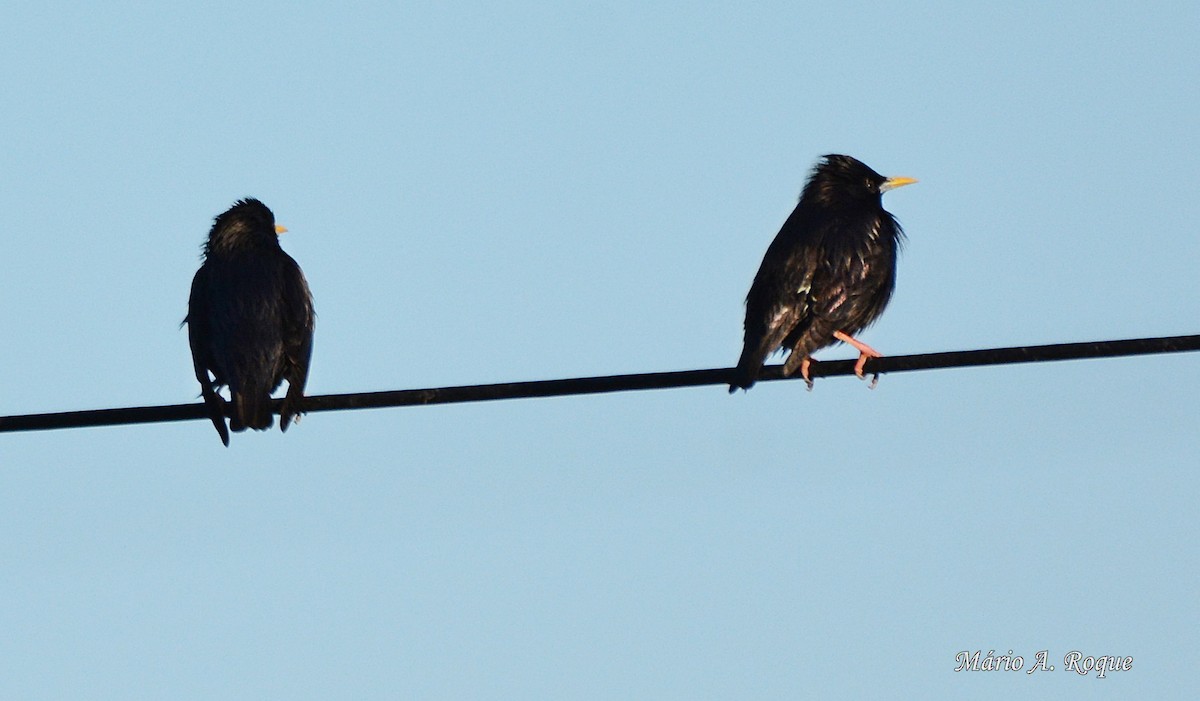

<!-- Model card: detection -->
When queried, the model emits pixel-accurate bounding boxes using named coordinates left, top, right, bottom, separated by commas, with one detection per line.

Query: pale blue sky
left=1, top=2, right=1197, bottom=698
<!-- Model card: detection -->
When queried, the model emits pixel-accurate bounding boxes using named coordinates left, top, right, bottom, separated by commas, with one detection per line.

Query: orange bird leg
left=800, top=356, right=814, bottom=391
left=833, top=330, right=883, bottom=386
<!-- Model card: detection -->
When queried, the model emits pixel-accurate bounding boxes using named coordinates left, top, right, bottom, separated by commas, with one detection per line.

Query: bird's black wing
left=186, top=264, right=230, bottom=446
left=277, top=254, right=315, bottom=432
left=730, top=222, right=821, bottom=391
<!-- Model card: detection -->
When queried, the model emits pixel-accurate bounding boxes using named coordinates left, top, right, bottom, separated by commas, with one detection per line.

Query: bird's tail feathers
left=729, top=343, right=767, bottom=393
left=231, top=388, right=274, bottom=432
left=729, top=326, right=792, bottom=393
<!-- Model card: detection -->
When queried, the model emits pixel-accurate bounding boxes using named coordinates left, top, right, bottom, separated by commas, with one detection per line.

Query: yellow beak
left=275, top=224, right=289, bottom=235
left=881, top=176, right=918, bottom=192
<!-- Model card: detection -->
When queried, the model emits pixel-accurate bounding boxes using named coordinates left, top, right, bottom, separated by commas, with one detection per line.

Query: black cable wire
left=1, top=334, right=1196, bottom=434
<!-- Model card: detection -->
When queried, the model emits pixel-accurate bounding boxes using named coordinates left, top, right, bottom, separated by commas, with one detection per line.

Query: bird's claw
left=855, top=359, right=882, bottom=389
left=844, top=337, right=883, bottom=389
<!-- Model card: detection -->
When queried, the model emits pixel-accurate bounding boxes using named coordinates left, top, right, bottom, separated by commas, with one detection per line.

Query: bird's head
left=807, top=154, right=916, bottom=208
left=205, top=198, right=287, bottom=255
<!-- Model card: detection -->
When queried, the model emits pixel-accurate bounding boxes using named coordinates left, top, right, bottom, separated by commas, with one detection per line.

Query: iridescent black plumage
left=186, top=199, right=315, bottom=445
left=730, top=155, right=915, bottom=392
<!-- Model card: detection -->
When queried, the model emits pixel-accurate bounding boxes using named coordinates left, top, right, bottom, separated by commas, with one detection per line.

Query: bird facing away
left=186, top=198, right=315, bottom=446
left=729, top=154, right=916, bottom=392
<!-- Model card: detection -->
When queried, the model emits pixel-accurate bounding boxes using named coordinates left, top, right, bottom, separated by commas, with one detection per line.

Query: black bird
left=730, top=155, right=916, bottom=392
left=186, top=198, right=315, bottom=446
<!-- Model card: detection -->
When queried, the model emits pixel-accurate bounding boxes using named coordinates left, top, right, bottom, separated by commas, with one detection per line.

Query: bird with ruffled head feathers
left=186, top=198, right=315, bottom=446
left=730, top=155, right=916, bottom=392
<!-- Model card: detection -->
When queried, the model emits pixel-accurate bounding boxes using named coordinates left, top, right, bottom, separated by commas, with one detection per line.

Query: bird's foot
left=800, top=357, right=814, bottom=391
left=784, top=352, right=816, bottom=390
left=200, top=388, right=231, bottom=446
left=833, top=330, right=883, bottom=387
